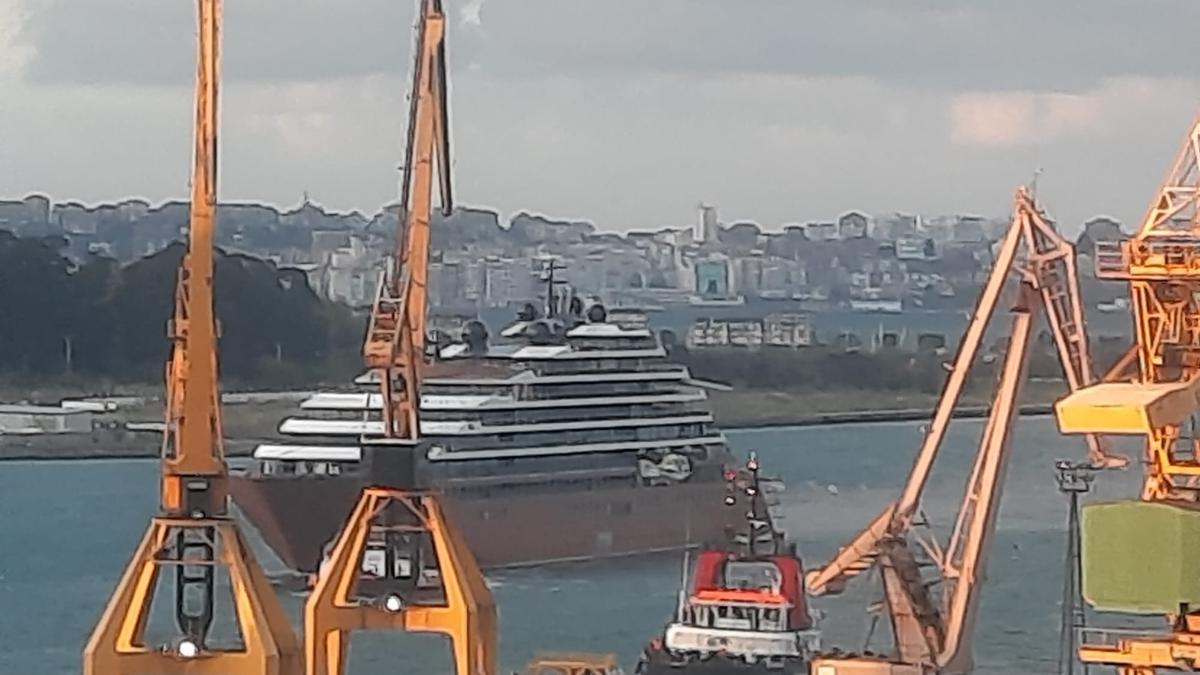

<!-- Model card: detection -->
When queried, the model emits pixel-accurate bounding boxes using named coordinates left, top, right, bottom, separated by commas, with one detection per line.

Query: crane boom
left=363, top=0, right=452, bottom=440
left=807, top=187, right=1116, bottom=675
left=305, top=4, right=497, bottom=675
left=84, top=2, right=301, bottom=672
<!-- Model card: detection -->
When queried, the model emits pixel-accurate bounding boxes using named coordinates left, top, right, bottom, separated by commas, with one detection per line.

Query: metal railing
left=1095, top=239, right=1200, bottom=278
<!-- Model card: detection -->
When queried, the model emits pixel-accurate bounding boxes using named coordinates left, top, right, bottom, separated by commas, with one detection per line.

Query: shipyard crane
left=1055, top=113, right=1200, bottom=673
left=83, top=1, right=302, bottom=673
left=304, top=2, right=497, bottom=675
left=804, top=187, right=1120, bottom=675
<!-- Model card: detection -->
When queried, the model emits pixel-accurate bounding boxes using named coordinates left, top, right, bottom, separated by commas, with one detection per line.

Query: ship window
left=763, top=608, right=781, bottom=629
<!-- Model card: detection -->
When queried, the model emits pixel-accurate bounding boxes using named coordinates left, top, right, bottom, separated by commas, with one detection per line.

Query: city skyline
left=2, top=1, right=1199, bottom=232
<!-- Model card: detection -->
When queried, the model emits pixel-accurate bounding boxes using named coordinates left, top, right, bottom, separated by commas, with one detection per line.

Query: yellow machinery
left=524, top=653, right=626, bottom=675
left=82, top=1, right=302, bottom=673
left=805, top=187, right=1116, bottom=675
left=1056, top=113, right=1200, bottom=672
left=304, top=2, right=497, bottom=675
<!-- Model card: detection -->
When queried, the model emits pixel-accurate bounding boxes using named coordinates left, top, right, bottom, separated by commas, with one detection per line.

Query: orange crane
left=1056, top=113, right=1200, bottom=673
left=804, top=187, right=1119, bottom=675
left=303, top=2, right=497, bottom=675
left=82, top=1, right=301, bottom=673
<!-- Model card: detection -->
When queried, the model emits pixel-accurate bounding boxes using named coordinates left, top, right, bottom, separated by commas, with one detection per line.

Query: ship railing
left=1077, top=625, right=1176, bottom=649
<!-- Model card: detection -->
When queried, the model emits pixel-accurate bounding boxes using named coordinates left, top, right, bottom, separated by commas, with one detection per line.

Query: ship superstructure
left=229, top=263, right=738, bottom=576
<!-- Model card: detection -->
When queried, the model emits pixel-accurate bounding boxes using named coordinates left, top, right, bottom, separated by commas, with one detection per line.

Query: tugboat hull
left=636, top=647, right=808, bottom=675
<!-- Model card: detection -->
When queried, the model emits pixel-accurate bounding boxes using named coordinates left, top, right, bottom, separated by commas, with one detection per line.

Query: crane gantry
left=303, top=2, right=497, bottom=675
left=1055, top=113, right=1200, bottom=673
left=805, top=187, right=1117, bottom=675
left=83, top=1, right=301, bottom=673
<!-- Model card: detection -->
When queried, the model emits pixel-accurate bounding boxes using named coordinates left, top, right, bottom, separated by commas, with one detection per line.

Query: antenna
left=675, top=549, right=691, bottom=623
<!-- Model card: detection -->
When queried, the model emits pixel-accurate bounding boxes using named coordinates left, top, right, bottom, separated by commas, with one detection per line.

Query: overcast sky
left=3, top=0, right=1200, bottom=233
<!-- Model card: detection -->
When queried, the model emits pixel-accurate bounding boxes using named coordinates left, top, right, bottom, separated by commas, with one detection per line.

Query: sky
left=2, top=1, right=1200, bottom=234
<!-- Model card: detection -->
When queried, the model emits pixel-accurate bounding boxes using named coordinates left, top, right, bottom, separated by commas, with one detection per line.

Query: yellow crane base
left=304, top=486, right=497, bottom=675
left=83, top=516, right=301, bottom=675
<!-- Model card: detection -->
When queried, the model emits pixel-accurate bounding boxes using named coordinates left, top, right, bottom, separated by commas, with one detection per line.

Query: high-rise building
left=696, top=203, right=719, bottom=243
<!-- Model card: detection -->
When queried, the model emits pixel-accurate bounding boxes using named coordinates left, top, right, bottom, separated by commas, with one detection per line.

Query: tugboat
left=636, top=453, right=820, bottom=674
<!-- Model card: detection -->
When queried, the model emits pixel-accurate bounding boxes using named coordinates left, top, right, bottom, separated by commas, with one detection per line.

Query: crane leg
left=84, top=517, right=301, bottom=675
left=304, top=487, right=497, bottom=675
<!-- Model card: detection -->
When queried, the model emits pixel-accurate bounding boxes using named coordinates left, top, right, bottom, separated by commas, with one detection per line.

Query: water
left=0, top=419, right=1146, bottom=674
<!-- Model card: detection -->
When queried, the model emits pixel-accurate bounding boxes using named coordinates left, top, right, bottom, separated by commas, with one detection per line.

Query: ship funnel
left=463, top=320, right=489, bottom=354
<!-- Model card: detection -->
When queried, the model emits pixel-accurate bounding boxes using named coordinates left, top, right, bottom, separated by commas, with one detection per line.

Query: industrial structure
left=82, top=0, right=302, bottom=673
left=303, top=2, right=498, bottom=675
left=1055, top=113, right=1200, bottom=673
left=802, top=187, right=1118, bottom=675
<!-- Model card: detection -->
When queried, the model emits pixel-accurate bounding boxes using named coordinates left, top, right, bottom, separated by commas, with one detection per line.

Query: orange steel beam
left=306, top=4, right=494, bottom=675
left=304, top=489, right=497, bottom=675
left=1062, top=113, right=1200, bottom=675
left=805, top=188, right=1112, bottom=675
left=83, top=2, right=300, bottom=673
left=362, top=0, right=452, bottom=440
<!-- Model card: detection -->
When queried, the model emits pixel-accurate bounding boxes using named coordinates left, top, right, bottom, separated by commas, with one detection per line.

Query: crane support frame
left=1061, top=113, right=1200, bottom=674
left=304, top=488, right=497, bottom=675
left=83, top=1, right=300, bottom=673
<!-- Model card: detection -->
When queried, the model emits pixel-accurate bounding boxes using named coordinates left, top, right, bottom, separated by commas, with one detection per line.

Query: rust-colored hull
left=229, top=473, right=736, bottom=574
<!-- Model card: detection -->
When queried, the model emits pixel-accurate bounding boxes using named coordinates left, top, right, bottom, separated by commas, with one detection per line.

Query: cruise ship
left=229, top=271, right=741, bottom=577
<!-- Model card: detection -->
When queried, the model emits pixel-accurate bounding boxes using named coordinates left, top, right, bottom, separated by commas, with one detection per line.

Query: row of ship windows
left=423, top=381, right=676, bottom=399
left=447, top=465, right=725, bottom=498
left=440, top=425, right=713, bottom=451
left=422, top=404, right=702, bottom=425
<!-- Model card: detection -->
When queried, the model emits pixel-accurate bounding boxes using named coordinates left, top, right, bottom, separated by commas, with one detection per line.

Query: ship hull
left=636, top=647, right=807, bottom=675
left=229, top=473, right=735, bottom=574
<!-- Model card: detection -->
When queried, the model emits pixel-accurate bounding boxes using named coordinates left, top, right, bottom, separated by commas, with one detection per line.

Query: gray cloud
left=19, top=0, right=1200, bottom=91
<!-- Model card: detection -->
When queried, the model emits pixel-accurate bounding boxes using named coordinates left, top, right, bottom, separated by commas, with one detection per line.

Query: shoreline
left=720, top=403, right=1055, bottom=430
left=0, top=399, right=1060, bottom=461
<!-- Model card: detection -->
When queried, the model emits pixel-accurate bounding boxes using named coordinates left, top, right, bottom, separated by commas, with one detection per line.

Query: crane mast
left=362, top=0, right=452, bottom=440
left=806, top=188, right=1114, bottom=675
left=304, top=3, right=497, bottom=675
left=1055, top=113, right=1200, bottom=673
left=83, top=1, right=301, bottom=673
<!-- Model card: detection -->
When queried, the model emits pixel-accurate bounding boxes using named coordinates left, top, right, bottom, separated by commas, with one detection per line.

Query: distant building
left=803, top=221, right=837, bottom=242
left=953, top=215, right=988, bottom=243
left=686, top=314, right=811, bottom=349
left=1077, top=216, right=1125, bottom=254
left=838, top=211, right=869, bottom=239
left=694, top=257, right=730, bottom=297
left=896, top=237, right=936, bottom=261
left=0, top=405, right=93, bottom=434
left=763, top=313, right=813, bottom=347
left=696, top=204, right=719, bottom=244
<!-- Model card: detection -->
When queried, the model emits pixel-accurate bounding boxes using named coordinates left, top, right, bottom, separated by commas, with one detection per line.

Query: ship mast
left=83, top=1, right=301, bottom=672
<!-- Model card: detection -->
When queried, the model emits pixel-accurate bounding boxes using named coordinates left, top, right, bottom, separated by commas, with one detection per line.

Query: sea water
left=0, top=418, right=1145, bottom=674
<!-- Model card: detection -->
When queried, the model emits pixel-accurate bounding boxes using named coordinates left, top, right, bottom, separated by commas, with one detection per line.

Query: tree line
left=0, top=231, right=363, bottom=388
